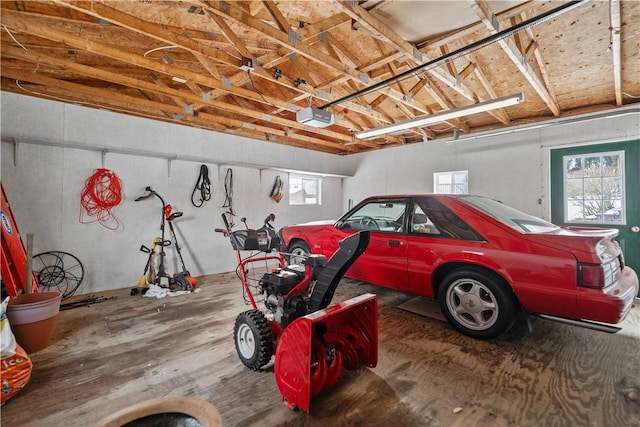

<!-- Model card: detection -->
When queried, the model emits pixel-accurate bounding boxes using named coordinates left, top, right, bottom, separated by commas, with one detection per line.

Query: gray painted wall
left=342, top=107, right=639, bottom=220
left=1, top=93, right=346, bottom=293
left=2, top=92, right=638, bottom=294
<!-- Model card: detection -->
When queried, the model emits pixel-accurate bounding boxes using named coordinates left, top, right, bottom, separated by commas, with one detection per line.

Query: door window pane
left=563, top=151, right=625, bottom=224
left=339, top=201, right=406, bottom=232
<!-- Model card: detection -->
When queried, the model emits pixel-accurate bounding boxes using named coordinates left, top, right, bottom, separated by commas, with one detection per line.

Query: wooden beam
left=2, top=10, right=290, bottom=110
left=4, top=68, right=350, bottom=152
left=203, top=9, right=253, bottom=59
left=1, top=45, right=355, bottom=144
left=263, top=0, right=291, bottom=32
left=52, top=1, right=240, bottom=67
left=609, top=0, right=622, bottom=106
left=200, top=1, right=426, bottom=116
left=520, top=11, right=559, bottom=111
left=473, top=0, right=561, bottom=116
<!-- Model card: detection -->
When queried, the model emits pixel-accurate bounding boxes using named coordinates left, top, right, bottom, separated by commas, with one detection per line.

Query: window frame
left=288, top=173, right=322, bottom=206
left=336, top=199, right=407, bottom=233
left=434, top=170, right=469, bottom=194
left=562, top=150, right=625, bottom=225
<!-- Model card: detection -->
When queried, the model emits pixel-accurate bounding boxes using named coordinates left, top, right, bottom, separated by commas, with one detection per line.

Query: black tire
left=233, top=310, right=274, bottom=371
left=288, top=241, right=311, bottom=265
left=437, top=268, right=517, bottom=339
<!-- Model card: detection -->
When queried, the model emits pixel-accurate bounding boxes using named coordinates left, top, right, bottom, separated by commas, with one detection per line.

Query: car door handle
left=388, top=239, right=402, bottom=246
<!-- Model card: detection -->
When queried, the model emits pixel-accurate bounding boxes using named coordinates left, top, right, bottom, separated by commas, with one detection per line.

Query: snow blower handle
left=218, top=213, right=243, bottom=251
left=264, top=213, right=276, bottom=229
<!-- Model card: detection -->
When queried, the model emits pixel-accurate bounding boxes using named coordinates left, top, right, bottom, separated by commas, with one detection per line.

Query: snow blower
left=215, top=213, right=377, bottom=412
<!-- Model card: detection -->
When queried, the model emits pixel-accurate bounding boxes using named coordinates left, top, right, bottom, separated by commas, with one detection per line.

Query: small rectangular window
left=289, top=174, right=322, bottom=205
left=434, top=170, right=468, bottom=194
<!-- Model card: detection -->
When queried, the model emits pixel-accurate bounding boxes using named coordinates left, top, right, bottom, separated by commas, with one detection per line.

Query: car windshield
left=459, top=196, right=559, bottom=234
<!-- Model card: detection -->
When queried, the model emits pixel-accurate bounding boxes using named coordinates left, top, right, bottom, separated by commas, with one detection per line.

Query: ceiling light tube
left=356, top=93, right=524, bottom=139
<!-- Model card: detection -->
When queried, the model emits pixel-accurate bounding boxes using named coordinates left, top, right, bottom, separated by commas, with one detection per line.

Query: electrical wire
left=79, top=168, right=123, bottom=230
left=191, top=164, right=212, bottom=207
left=247, top=70, right=281, bottom=111
left=143, top=45, right=179, bottom=57
left=2, top=25, right=27, bottom=50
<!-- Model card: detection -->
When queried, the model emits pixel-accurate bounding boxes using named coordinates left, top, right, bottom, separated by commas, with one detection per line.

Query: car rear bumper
left=577, top=266, right=639, bottom=324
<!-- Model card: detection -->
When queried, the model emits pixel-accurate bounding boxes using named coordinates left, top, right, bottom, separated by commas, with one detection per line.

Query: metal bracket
left=12, top=137, right=18, bottom=166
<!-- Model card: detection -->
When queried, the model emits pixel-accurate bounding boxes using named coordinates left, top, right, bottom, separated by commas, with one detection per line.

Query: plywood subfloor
left=3, top=273, right=640, bottom=426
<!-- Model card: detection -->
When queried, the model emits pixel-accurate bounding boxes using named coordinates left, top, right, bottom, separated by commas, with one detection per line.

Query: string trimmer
left=135, top=187, right=196, bottom=292
left=164, top=204, right=197, bottom=289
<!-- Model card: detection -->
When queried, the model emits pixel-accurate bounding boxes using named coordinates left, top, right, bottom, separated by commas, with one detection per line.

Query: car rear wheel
left=288, top=241, right=311, bottom=265
left=437, top=268, right=517, bottom=339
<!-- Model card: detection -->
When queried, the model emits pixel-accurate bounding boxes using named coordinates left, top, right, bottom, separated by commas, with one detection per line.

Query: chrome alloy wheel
left=445, top=278, right=499, bottom=331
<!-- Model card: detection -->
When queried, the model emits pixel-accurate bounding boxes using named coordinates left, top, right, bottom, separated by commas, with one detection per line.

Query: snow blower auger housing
left=215, top=214, right=378, bottom=412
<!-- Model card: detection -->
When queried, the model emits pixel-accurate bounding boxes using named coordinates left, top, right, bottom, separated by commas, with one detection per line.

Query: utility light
left=355, top=93, right=524, bottom=139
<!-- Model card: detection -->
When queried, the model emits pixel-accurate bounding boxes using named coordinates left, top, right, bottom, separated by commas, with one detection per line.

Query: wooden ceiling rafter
left=472, top=0, right=560, bottom=117
left=198, top=0, right=430, bottom=122
left=1, top=44, right=357, bottom=150
left=518, top=11, right=559, bottom=111
left=609, top=0, right=622, bottom=106
left=2, top=10, right=291, bottom=112
left=335, top=0, right=511, bottom=130
left=1, top=1, right=637, bottom=155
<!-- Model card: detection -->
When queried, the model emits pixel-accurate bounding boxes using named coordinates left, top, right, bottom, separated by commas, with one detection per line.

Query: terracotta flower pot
left=6, top=292, right=62, bottom=354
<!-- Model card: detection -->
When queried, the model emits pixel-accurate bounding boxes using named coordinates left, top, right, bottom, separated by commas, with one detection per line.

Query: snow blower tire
left=233, top=310, right=274, bottom=371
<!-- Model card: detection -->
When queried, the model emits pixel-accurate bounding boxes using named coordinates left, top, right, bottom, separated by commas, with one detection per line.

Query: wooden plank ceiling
left=1, top=1, right=638, bottom=155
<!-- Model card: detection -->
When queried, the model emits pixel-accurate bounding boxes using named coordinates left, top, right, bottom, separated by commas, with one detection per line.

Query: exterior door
left=550, top=141, right=640, bottom=284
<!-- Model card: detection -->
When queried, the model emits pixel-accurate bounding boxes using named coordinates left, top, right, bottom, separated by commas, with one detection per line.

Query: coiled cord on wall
left=79, top=168, right=123, bottom=230
left=191, top=164, right=212, bottom=208
left=223, top=168, right=234, bottom=215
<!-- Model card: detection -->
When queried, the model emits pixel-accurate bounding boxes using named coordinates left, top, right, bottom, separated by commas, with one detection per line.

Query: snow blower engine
left=215, top=214, right=378, bottom=412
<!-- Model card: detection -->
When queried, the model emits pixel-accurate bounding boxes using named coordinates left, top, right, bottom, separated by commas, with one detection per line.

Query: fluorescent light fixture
left=356, top=93, right=524, bottom=139
left=171, top=76, right=187, bottom=84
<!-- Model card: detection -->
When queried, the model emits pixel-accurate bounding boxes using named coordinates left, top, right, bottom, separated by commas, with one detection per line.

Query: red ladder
left=1, top=183, right=39, bottom=296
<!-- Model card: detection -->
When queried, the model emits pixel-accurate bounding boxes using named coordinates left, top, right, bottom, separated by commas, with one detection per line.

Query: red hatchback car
left=279, top=195, right=638, bottom=339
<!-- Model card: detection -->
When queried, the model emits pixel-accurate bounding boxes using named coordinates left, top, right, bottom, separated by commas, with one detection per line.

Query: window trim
left=288, top=173, right=322, bottom=206
left=562, top=150, right=625, bottom=225
left=434, top=170, right=469, bottom=194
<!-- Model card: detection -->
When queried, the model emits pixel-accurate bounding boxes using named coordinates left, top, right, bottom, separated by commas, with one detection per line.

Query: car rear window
left=460, top=196, right=559, bottom=234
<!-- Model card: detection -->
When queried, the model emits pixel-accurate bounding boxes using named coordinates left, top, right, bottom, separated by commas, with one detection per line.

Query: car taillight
left=578, top=263, right=605, bottom=289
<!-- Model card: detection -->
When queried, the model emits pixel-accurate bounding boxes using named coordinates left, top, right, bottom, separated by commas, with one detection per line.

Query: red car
left=279, top=195, right=638, bottom=339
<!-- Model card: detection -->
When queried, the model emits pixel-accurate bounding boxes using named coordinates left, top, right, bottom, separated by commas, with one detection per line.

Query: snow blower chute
left=215, top=214, right=377, bottom=412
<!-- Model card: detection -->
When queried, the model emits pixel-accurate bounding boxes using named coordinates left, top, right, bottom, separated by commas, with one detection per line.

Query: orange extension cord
left=79, top=168, right=123, bottom=230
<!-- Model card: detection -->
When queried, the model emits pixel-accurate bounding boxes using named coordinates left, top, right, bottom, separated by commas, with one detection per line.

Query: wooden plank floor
left=3, top=272, right=640, bottom=426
